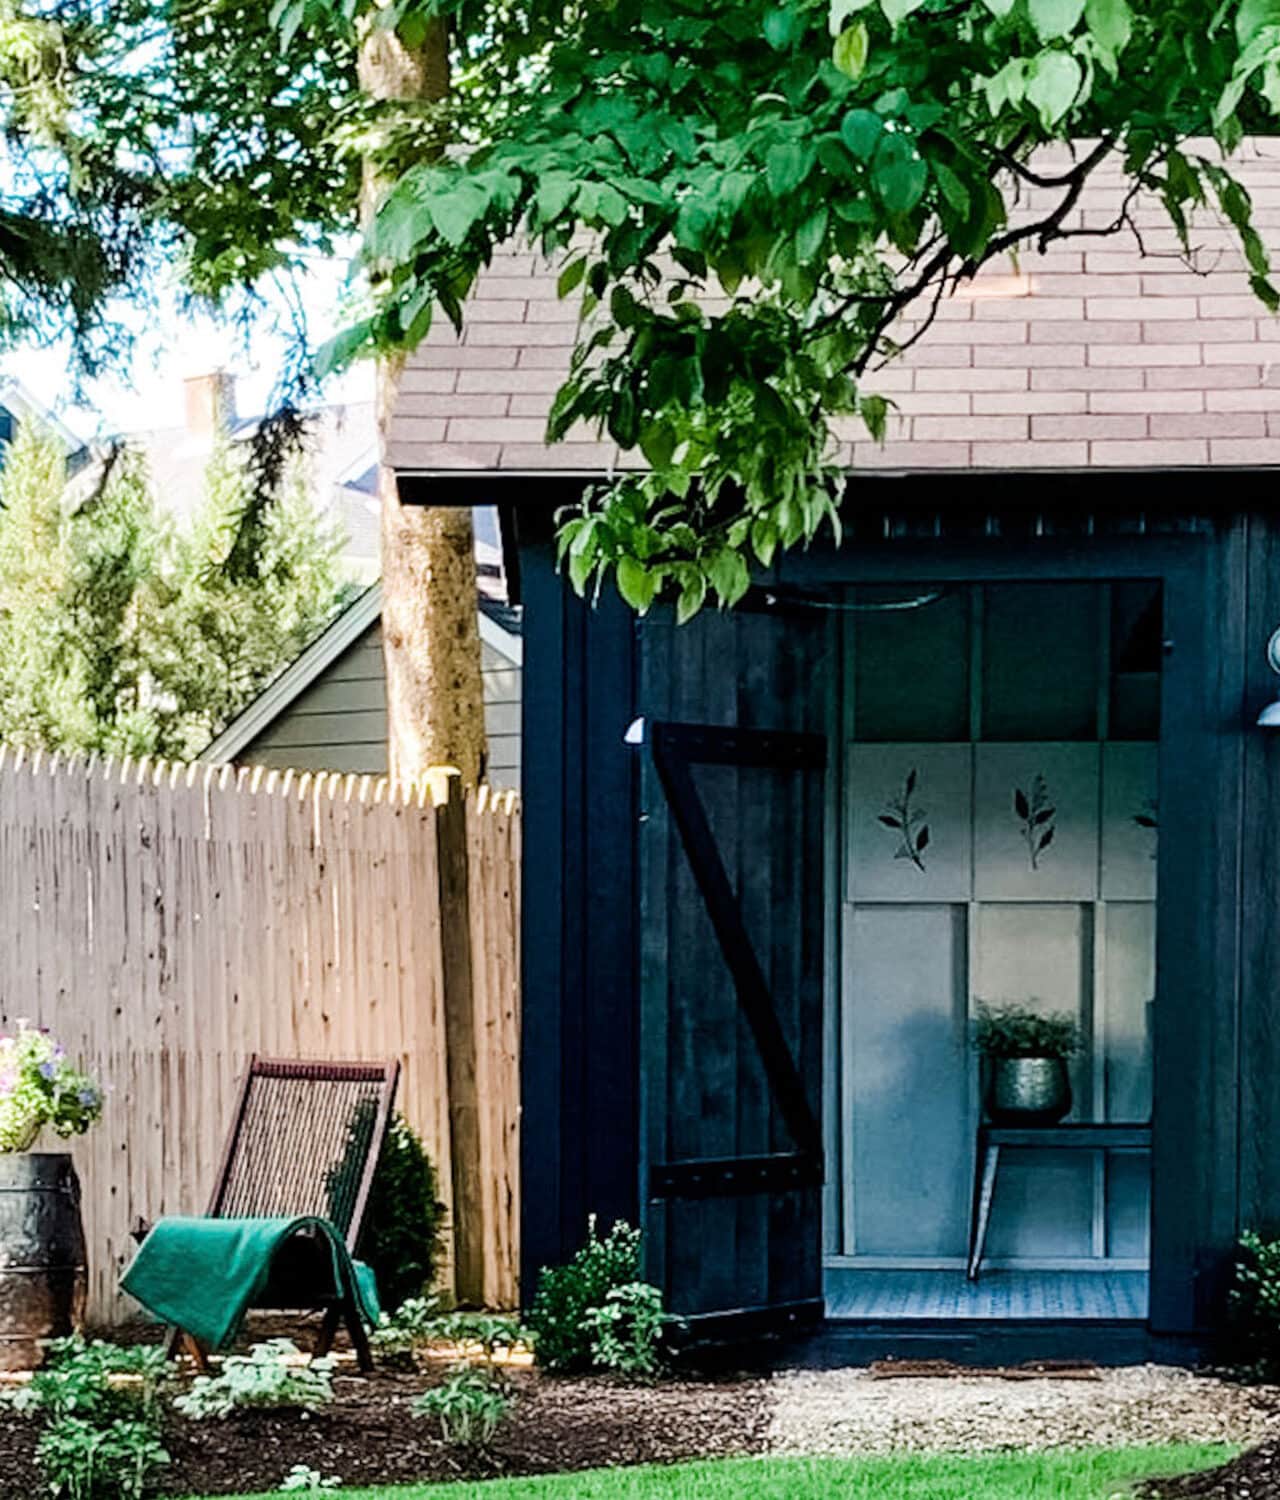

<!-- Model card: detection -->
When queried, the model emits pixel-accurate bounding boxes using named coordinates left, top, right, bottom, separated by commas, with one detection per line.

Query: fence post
left=435, top=776, right=485, bottom=1306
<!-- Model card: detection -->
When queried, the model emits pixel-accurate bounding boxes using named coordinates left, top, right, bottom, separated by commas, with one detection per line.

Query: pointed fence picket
left=0, top=748, right=521, bottom=1324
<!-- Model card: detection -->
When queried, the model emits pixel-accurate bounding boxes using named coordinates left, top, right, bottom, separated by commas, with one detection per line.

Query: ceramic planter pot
left=986, top=1056, right=1072, bottom=1126
left=0, top=1152, right=87, bottom=1371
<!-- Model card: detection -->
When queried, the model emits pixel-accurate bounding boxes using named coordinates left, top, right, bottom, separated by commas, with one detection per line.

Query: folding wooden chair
left=160, top=1055, right=400, bottom=1372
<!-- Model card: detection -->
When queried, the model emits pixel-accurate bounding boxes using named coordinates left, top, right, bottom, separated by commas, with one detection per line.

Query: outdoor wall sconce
left=1258, top=629, right=1280, bottom=726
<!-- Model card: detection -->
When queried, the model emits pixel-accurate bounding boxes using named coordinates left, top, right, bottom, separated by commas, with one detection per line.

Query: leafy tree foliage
left=0, top=421, right=348, bottom=758
left=316, top=0, right=1280, bottom=617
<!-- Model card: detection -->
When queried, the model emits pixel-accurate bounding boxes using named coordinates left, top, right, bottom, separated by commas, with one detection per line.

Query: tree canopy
left=6, top=0, right=1280, bottom=618
left=0, top=420, right=348, bottom=757
left=322, top=0, right=1280, bottom=617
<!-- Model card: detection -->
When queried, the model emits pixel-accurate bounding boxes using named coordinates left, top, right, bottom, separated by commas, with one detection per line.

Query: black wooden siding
left=516, top=477, right=1280, bottom=1344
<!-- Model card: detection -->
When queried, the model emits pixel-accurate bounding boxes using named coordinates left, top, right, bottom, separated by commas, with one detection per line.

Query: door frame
left=788, top=535, right=1213, bottom=1334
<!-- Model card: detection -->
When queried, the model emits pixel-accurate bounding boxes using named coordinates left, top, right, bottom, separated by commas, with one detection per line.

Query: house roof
left=387, top=139, right=1280, bottom=478
left=200, top=581, right=522, bottom=765
left=0, top=376, right=86, bottom=458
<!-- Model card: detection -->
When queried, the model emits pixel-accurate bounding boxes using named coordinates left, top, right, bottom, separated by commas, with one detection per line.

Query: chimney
left=182, top=371, right=236, bottom=436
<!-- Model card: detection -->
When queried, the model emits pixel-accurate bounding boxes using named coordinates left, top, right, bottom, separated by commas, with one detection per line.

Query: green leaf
left=796, top=204, right=830, bottom=262
left=829, top=0, right=875, bottom=32
left=428, top=180, right=491, bottom=247
left=707, top=549, right=750, bottom=606
left=832, top=21, right=870, bottom=79
left=880, top=0, right=926, bottom=25
left=675, top=574, right=708, bottom=624
left=1028, top=0, right=1086, bottom=41
left=981, top=0, right=1017, bottom=14
left=763, top=7, right=797, bottom=49
left=872, top=133, right=929, bottom=215
left=840, top=108, right=883, bottom=160
left=1238, top=0, right=1280, bottom=46
left=766, top=141, right=815, bottom=195
left=1085, top=0, right=1133, bottom=54
left=933, top=161, right=971, bottom=217
left=557, top=256, right=587, bottom=298
left=1026, top=49, right=1083, bottom=126
left=617, top=556, right=658, bottom=613
left=534, top=173, right=577, bottom=225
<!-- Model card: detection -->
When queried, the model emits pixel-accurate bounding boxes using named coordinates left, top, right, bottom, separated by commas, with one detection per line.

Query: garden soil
left=1143, top=1441, right=1280, bottom=1499
left=0, top=1367, right=770, bottom=1497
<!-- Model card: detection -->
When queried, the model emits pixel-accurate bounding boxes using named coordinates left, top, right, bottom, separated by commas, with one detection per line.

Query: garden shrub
left=527, top=1218, right=672, bottom=1374
left=1230, top=1230, right=1280, bottom=1379
left=362, top=1114, right=449, bottom=1313
left=173, top=1340, right=335, bottom=1420
left=583, top=1281, right=671, bottom=1380
left=8, top=1337, right=171, bottom=1500
left=413, top=1365, right=513, bottom=1448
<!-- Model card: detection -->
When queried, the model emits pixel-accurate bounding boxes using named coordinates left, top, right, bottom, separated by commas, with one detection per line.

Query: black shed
left=392, top=150, right=1280, bottom=1364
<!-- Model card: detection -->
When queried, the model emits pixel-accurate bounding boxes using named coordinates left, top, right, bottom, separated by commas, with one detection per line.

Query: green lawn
left=190, top=1445, right=1232, bottom=1500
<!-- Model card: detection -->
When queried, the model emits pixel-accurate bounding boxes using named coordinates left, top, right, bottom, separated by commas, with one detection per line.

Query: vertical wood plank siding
left=0, top=755, right=521, bottom=1323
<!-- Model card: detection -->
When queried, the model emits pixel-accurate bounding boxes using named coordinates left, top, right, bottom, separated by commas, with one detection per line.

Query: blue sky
left=9, top=258, right=373, bottom=443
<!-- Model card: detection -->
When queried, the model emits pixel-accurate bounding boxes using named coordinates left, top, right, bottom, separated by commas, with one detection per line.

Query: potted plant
left=0, top=1024, right=102, bottom=1370
left=971, top=1002, right=1081, bottom=1126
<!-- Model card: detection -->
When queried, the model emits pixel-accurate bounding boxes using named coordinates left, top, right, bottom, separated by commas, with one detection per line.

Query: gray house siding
left=231, top=620, right=522, bottom=787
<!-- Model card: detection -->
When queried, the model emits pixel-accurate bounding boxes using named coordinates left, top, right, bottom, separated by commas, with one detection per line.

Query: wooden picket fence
left=0, top=747, right=521, bottom=1325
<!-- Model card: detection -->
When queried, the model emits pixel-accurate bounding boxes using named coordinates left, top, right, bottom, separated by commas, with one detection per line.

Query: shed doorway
left=827, top=580, right=1160, bottom=1322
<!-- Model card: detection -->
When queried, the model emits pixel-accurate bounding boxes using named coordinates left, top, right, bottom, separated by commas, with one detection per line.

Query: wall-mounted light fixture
left=1259, top=629, right=1280, bottom=726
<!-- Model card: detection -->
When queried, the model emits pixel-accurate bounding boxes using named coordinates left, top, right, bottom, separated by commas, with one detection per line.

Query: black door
left=639, top=697, right=828, bottom=1338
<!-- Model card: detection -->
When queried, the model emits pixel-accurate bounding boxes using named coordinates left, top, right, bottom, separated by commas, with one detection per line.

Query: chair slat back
left=208, top=1057, right=399, bottom=1252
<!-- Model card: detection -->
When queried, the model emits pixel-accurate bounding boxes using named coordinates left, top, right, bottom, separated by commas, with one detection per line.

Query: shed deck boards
left=825, top=1269, right=1149, bottom=1322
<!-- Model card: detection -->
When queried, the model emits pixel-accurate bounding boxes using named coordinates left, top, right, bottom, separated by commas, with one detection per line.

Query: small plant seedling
left=279, top=1464, right=342, bottom=1492
left=413, top=1365, right=514, bottom=1448
left=173, top=1340, right=335, bottom=1420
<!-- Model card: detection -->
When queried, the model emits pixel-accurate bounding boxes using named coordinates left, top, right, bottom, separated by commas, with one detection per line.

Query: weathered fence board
left=0, top=750, right=521, bottom=1324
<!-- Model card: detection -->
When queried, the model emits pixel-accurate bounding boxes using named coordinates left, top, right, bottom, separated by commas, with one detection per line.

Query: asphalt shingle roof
left=387, top=140, right=1280, bottom=476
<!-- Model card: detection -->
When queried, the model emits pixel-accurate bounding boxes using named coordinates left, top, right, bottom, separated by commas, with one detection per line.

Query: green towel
left=121, top=1216, right=381, bottom=1351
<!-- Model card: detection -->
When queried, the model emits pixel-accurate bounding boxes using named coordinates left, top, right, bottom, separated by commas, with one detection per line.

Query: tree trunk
left=359, top=20, right=487, bottom=787
left=359, top=19, right=490, bottom=1310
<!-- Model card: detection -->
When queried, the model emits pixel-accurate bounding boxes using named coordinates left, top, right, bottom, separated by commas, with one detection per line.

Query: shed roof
left=387, top=140, right=1280, bottom=478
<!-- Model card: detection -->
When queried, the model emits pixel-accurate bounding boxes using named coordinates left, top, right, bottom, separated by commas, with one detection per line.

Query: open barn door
left=640, top=719, right=827, bottom=1341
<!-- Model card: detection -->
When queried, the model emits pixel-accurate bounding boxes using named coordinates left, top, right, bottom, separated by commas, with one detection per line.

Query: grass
left=193, top=1445, right=1234, bottom=1500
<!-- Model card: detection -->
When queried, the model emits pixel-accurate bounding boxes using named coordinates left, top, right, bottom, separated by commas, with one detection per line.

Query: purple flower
left=38, top=1062, right=56, bottom=1081
left=78, top=1089, right=97, bottom=1109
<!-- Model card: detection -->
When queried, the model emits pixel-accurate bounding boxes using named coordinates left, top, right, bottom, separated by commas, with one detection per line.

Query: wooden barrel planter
left=0, top=1153, right=87, bottom=1371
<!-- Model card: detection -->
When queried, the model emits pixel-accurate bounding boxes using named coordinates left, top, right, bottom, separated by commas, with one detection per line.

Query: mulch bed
left=1141, top=1442, right=1280, bottom=1500
left=0, top=1366, right=770, bottom=1498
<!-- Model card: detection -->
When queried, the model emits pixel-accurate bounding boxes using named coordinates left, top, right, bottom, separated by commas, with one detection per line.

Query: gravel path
left=767, top=1366, right=1280, bottom=1456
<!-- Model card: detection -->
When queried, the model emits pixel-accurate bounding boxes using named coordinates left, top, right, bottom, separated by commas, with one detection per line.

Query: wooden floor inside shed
left=825, top=1269, right=1149, bottom=1321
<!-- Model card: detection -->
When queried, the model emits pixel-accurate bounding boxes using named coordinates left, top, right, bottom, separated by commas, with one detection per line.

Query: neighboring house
left=120, top=370, right=379, bottom=581
left=115, top=371, right=523, bottom=784
left=201, top=581, right=522, bottom=787
left=0, top=375, right=85, bottom=468
left=385, top=140, right=1280, bottom=1364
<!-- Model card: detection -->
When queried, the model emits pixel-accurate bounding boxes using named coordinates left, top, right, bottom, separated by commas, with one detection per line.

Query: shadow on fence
left=0, top=746, right=521, bottom=1323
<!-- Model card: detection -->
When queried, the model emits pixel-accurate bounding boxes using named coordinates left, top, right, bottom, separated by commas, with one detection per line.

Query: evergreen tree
left=0, top=421, right=348, bottom=759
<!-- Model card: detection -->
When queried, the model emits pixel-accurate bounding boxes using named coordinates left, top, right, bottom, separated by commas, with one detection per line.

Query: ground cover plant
left=177, top=1447, right=1235, bottom=1500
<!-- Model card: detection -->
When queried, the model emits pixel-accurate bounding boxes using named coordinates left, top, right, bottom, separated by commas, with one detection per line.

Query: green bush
left=528, top=1218, right=670, bottom=1374
left=583, top=1281, right=671, bottom=1380
left=363, top=1115, right=449, bottom=1313
left=36, top=1415, right=169, bottom=1500
left=8, top=1337, right=171, bottom=1500
left=1229, top=1230, right=1280, bottom=1379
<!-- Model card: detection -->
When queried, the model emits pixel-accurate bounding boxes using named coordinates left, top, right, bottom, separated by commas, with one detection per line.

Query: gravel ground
left=767, top=1365, right=1280, bottom=1456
